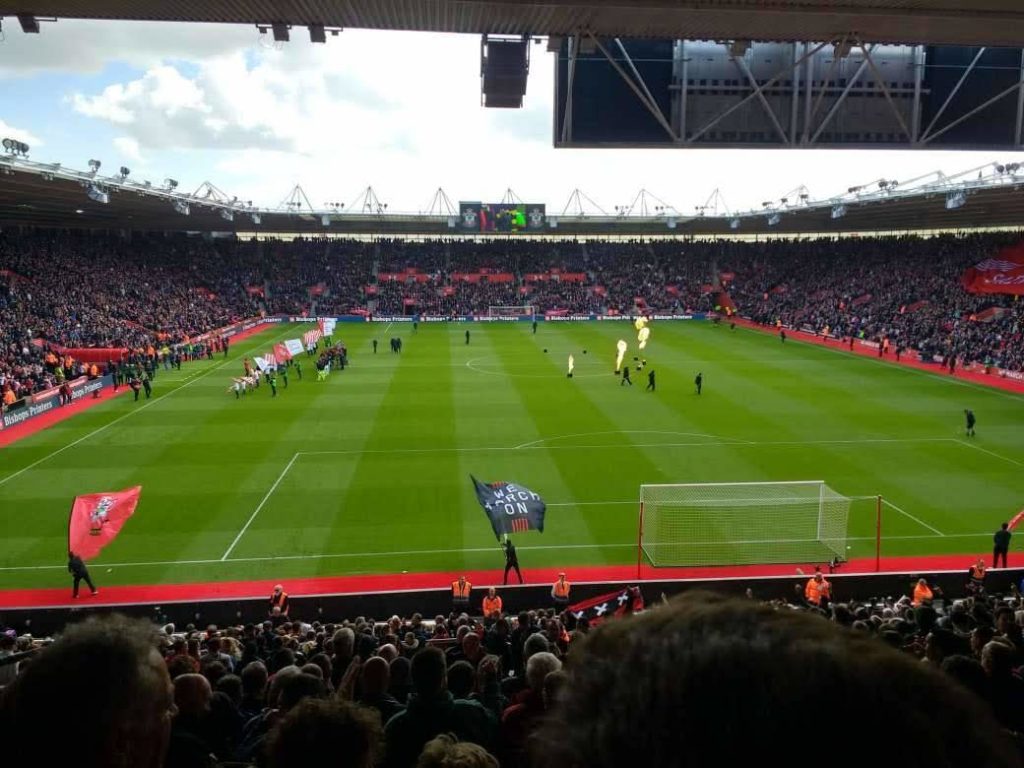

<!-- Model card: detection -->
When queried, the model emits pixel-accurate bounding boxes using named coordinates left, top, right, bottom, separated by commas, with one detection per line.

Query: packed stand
left=723, top=233, right=1024, bottom=371
left=4, top=570, right=1024, bottom=766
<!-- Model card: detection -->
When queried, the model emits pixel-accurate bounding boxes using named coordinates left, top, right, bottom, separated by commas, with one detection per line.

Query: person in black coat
left=503, top=538, right=523, bottom=585
left=68, top=551, right=97, bottom=598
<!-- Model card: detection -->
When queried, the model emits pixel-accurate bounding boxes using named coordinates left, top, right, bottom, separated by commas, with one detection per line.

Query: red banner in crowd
left=567, top=586, right=644, bottom=625
left=68, top=486, right=142, bottom=560
left=962, top=245, right=1024, bottom=295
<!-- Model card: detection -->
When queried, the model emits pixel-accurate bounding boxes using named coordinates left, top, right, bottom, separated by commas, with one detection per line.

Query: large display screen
left=459, top=202, right=546, bottom=232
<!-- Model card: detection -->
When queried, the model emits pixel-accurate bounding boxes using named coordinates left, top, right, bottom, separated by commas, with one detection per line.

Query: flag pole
left=66, top=495, right=76, bottom=558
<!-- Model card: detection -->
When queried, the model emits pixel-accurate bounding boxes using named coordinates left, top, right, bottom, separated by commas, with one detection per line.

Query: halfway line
left=221, top=452, right=300, bottom=560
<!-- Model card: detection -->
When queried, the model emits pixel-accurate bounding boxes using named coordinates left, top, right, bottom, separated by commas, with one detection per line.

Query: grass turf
left=1, top=320, right=1022, bottom=590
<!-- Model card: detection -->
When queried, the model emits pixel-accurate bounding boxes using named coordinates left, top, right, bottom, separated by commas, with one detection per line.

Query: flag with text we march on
left=471, top=476, right=546, bottom=539
left=68, top=486, right=142, bottom=560
left=284, top=338, right=304, bottom=357
left=567, top=586, right=644, bottom=625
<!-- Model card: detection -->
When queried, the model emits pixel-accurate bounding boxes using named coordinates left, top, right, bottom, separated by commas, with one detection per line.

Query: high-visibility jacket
left=552, top=580, right=571, bottom=599
left=270, top=590, right=289, bottom=614
left=805, top=577, right=831, bottom=605
left=913, top=583, right=934, bottom=606
left=452, top=580, right=471, bottom=599
left=482, top=595, right=503, bottom=616
left=970, top=564, right=986, bottom=583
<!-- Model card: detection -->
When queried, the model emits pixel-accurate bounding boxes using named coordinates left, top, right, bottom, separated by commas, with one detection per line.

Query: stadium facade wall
left=3, top=567, right=1016, bottom=636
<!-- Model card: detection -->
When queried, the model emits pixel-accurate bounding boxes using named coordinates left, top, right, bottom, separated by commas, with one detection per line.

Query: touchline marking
left=0, top=325, right=295, bottom=489
left=514, top=430, right=754, bottom=450
left=882, top=498, right=944, bottom=536
left=954, top=439, right=1024, bottom=468
left=221, top=452, right=300, bottom=560
left=298, top=436, right=959, bottom=459
left=0, top=532, right=994, bottom=572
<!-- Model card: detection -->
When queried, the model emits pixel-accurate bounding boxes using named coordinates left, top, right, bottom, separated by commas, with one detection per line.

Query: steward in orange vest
left=482, top=587, right=503, bottom=618
left=551, top=573, right=571, bottom=605
left=804, top=572, right=832, bottom=607
left=269, top=584, right=289, bottom=616
left=912, top=578, right=935, bottom=607
left=452, top=576, right=471, bottom=606
left=968, top=559, right=987, bottom=593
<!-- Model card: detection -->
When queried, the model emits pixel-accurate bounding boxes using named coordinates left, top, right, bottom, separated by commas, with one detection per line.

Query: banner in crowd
left=961, top=245, right=1024, bottom=295
left=1, top=374, right=112, bottom=432
left=68, top=485, right=142, bottom=560
left=567, top=586, right=645, bottom=625
left=284, top=339, right=304, bottom=357
left=471, top=476, right=547, bottom=539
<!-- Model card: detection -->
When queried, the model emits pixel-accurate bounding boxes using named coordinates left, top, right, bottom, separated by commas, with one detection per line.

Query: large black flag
left=471, top=476, right=547, bottom=540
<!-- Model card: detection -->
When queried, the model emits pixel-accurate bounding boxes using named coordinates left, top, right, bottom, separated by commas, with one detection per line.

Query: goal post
left=638, top=481, right=877, bottom=570
left=487, top=305, right=535, bottom=318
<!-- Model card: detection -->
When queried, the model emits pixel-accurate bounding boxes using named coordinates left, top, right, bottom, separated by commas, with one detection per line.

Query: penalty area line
left=953, top=439, right=1024, bottom=469
left=882, top=498, right=944, bottom=536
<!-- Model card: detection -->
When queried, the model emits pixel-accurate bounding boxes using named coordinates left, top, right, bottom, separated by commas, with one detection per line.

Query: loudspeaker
left=481, top=36, right=529, bottom=108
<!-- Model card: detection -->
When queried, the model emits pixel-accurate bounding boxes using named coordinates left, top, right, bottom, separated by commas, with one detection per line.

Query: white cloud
left=0, top=20, right=254, bottom=77
left=0, top=119, right=41, bottom=147
left=21, top=22, right=1024, bottom=212
left=113, top=136, right=144, bottom=163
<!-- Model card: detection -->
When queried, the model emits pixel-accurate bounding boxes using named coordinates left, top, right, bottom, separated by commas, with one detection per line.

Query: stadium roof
left=3, top=155, right=1024, bottom=237
left=3, top=0, right=1024, bottom=47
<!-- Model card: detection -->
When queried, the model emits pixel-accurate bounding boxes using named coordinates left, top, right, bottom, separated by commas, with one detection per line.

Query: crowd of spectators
left=4, top=230, right=1024, bottom=407
left=724, top=233, right=1024, bottom=371
left=4, top=574, right=1024, bottom=767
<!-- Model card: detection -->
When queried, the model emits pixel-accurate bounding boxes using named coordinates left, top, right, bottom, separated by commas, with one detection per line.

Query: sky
left=1, top=19, right=1023, bottom=215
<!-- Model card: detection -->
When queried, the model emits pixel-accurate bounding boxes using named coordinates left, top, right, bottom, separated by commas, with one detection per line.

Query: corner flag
left=68, top=485, right=141, bottom=560
left=471, top=476, right=546, bottom=540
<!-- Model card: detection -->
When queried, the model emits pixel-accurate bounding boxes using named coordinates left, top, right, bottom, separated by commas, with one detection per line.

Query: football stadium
left=2, top=2, right=1024, bottom=765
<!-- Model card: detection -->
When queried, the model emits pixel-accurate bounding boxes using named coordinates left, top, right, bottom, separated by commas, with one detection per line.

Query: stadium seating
left=2, top=230, right=1023, bottom=409
left=2, top=582, right=1024, bottom=767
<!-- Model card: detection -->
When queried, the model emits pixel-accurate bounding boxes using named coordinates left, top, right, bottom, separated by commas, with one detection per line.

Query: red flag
left=274, top=342, right=291, bottom=361
left=68, top=486, right=141, bottom=560
left=566, top=586, right=644, bottom=625
left=1008, top=509, right=1024, bottom=531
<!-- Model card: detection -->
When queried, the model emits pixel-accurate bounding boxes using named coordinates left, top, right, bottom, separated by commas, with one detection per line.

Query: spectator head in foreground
left=267, top=697, right=382, bottom=768
left=1, top=615, right=174, bottom=768
left=535, top=592, right=1018, bottom=768
left=417, top=733, right=499, bottom=768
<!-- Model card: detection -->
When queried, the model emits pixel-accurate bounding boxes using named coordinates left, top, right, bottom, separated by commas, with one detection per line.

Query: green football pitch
left=1, top=320, right=1022, bottom=590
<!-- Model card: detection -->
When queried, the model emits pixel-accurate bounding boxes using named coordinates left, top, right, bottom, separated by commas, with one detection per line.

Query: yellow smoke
left=638, top=326, right=651, bottom=350
left=615, top=340, right=628, bottom=371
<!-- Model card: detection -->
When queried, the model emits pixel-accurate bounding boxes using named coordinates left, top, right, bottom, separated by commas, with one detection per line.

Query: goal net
left=639, top=481, right=852, bottom=567
left=488, top=305, right=535, bottom=318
